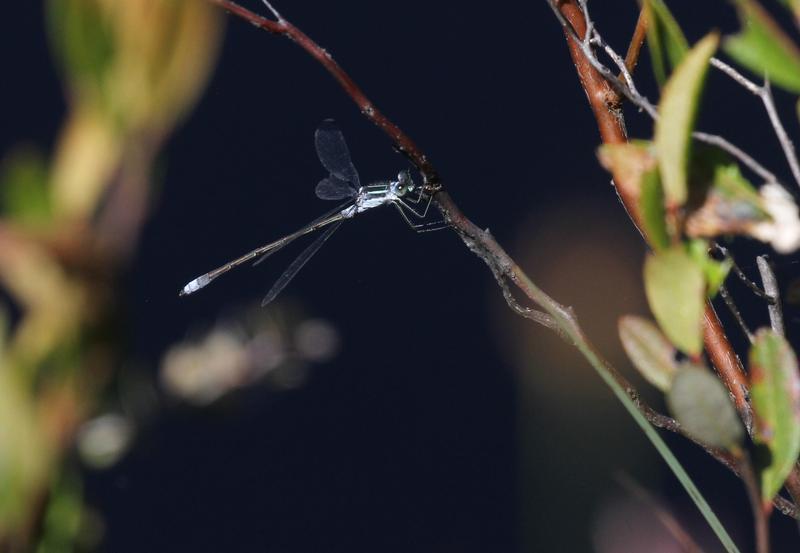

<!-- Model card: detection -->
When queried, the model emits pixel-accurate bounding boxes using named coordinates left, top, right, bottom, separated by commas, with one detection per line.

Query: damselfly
left=180, top=120, right=441, bottom=305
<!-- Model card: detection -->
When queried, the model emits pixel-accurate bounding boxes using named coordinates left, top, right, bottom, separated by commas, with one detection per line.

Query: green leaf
left=644, top=246, right=706, bottom=355
left=619, top=316, right=678, bottom=391
left=640, top=169, right=671, bottom=250
left=0, top=148, right=51, bottom=227
left=37, top=470, right=85, bottom=553
left=685, top=239, right=732, bottom=297
left=0, top=370, right=50, bottom=533
left=655, top=33, right=719, bottom=207
left=46, top=0, right=116, bottom=100
left=667, top=363, right=745, bottom=449
left=643, top=0, right=690, bottom=86
left=724, top=0, right=800, bottom=94
left=749, top=329, right=800, bottom=503
left=705, top=257, right=733, bottom=297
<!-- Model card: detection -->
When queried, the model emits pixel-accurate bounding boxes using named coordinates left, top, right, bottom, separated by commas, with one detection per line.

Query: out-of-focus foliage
left=46, top=0, right=223, bottom=220
left=609, top=1, right=800, bottom=534
left=639, top=169, right=670, bottom=250
left=749, top=329, right=800, bottom=505
left=0, top=0, right=222, bottom=549
left=666, top=363, right=744, bottom=450
left=724, top=0, right=800, bottom=94
left=161, top=309, right=340, bottom=406
left=654, top=33, right=718, bottom=208
left=643, top=245, right=705, bottom=355
left=618, top=315, right=677, bottom=392
left=684, top=239, right=731, bottom=298
left=643, top=0, right=689, bottom=86
left=597, top=141, right=657, bottom=205
left=0, top=149, right=51, bottom=228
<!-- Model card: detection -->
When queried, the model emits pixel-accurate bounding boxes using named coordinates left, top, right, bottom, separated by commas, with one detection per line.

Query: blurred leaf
left=640, top=169, right=671, bottom=250
left=36, top=470, right=84, bottom=553
left=597, top=141, right=657, bottom=199
left=597, top=141, right=667, bottom=247
left=0, top=369, right=51, bottom=536
left=644, top=246, right=706, bottom=355
left=749, top=329, right=800, bottom=503
left=685, top=239, right=732, bottom=297
left=0, top=307, right=7, bottom=361
left=724, top=0, right=800, bottom=93
left=619, top=315, right=678, bottom=391
left=0, top=149, right=51, bottom=227
left=655, top=33, right=719, bottom=207
left=643, top=0, right=690, bottom=86
left=705, top=257, right=732, bottom=297
left=778, top=0, right=800, bottom=23
left=667, top=363, right=744, bottom=449
left=47, top=0, right=116, bottom=105
left=47, top=0, right=223, bottom=220
left=0, top=234, right=85, bottom=370
left=685, top=159, right=770, bottom=239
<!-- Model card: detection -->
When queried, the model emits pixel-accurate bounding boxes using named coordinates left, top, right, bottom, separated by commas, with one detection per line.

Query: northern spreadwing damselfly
left=180, top=120, right=443, bottom=305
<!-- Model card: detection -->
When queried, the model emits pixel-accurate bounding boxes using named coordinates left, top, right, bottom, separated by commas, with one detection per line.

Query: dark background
left=5, top=1, right=800, bottom=551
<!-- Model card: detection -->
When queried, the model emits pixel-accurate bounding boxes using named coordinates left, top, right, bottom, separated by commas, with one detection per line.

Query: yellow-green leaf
left=749, top=329, right=800, bottom=504
left=643, top=0, right=690, bottom=86
left=644, top=246, right=706, bottom=355
left=640, top=169, right=670, bottom=250
left=655, top=33, right=719, bottom=207
left=0, top=148, right=51, bottom=227
left=667, top=363, right=745, bottom=449
left=778, top=0, right=800, bottom=26
left=685, top=239, right=732, bottom=298
left=724, top=0, right=800, bottom=94
left=46, top=0, right=116, bottom=102
left=619, top=315, right=678, bottom=391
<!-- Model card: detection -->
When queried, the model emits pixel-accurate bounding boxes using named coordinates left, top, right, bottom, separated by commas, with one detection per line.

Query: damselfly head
left=392, top=169, right=415, bottom=197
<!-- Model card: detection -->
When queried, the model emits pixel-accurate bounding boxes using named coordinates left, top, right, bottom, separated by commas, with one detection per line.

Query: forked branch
left=205, top=0, right=798, bottom=520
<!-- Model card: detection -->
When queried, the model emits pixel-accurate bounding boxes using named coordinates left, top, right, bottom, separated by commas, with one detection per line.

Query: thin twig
left=719, top=284, right=755, bottom=343
left=552, top=0, right=800, bottom=513
left=552, top=0, right=754, bottom=433
left=711, top=244, right=774, bottom=303
left=757, top=256, right=785, bottom=336
left=486, top=258, right=560, bottom=332
left=547, top=0, right=657, bottom=117
left=622, top=8, right=648, bottom=75
left=549, top=0, right=785, bottom=190
left=206, top=0, right=800, bottom=520
left=711, top=58, right=800, bottom=189
left=692, top=132, right=779, bottom=186
left=207, top=0, right=440, bottom=187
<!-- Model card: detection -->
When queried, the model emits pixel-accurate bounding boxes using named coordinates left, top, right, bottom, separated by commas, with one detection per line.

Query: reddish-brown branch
left=207, top=0, right=799, bottom=519
left=703, top=307, right=752, bottom=428
left=207, top=0, right=439, bottom=185
left=556, top=0, right=800, bottom=515
left=623, top=8, right=648, bottom=75
left=556, top=1, right=754, bottom=435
